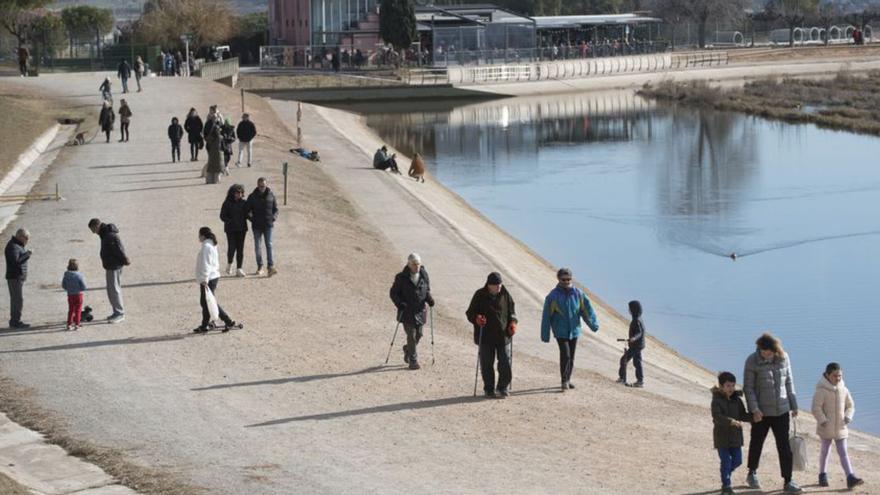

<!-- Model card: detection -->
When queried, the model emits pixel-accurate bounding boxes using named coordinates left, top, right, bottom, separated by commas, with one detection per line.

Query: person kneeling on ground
left=712, top=371, right=752, bottom=495
left=408, top=153, right=426, bottom=183
left=540, top=267, right=598, bottom=392
left=194, top=226, right=242, bottom=333
left=389, top=253, right=435, bottom=370
left=617, top=300, right=645, bottom=387
left=373, top=145, right=401, bottom=174
left=466, top=272, right=517, bottom=398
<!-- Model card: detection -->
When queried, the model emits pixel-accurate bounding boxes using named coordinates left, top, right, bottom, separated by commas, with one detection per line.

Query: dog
left=81, top=305, right=94, bottom=322
left=67, top=132, right=87, bottom=146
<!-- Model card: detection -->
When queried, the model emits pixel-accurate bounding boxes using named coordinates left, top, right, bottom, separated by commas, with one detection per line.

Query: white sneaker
left=226, top=263, right=234, bottom=275
left=256, top=267, right=265, bottom=276
left=236, top=268, right=246, bottom=277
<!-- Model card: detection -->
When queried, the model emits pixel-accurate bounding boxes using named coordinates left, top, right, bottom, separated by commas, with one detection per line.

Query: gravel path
left=0, top=72, right=877, bottom=494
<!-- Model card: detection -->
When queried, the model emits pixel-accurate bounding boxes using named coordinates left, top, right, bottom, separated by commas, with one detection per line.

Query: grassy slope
left=0, top=472, right=31, bottom=495
left=0, top=85, right=61, bottom=181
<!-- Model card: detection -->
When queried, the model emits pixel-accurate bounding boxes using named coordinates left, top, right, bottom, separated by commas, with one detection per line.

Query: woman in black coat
left=98, top=101, right=115, bottom=143
left=219, top=184, right=248, bottom=276
left=184, top=108, right=204, bottom=161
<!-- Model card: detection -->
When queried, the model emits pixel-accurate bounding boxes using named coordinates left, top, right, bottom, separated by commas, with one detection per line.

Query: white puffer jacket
left=195, top=240, right=221, bottom=284
left=811, top=376, right=855, bottom=440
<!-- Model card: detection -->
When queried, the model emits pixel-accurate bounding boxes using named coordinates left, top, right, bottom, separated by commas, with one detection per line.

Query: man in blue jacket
left=541, top=267, right=599, bottom=392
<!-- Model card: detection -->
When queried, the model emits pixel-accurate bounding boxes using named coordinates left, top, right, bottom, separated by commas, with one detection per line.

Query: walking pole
left=430, top=306, right=435, bottom=366
left=509, top=336, right=513, bottom=392
left=473, top=325, right=484, bottom=397
left=384, top=320, right=402, bottom=364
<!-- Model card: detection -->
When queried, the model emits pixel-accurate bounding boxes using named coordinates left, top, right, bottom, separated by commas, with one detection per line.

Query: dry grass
left=0, top=471, right=31, bottom=495
left=639, top=70, right=880, bottom=136
left=0, top=377, right=202, bottom=495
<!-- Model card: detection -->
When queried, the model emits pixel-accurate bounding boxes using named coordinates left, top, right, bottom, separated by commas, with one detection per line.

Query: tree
left=685, top=0, right=748, bottom=48
left=0, top=0, right=52, bottom=49
left=61, top=6, right=96, bottom=57
left=655, top=0, right=689, bottom=50
left=766, top=0, right=819, bottom=46
left=380, top=0, right=417, bottom=57
left=58, top=6, right=113, bottom=56
left=138, top=0, right=235, bottom=50
left=815, top=2, right=840, bottom=45
left=29, top=11, right=65, bottom=58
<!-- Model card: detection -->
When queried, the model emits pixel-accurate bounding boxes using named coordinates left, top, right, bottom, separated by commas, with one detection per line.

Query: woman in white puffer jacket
left=811, top=362, right=863, bottom=489
left=195, top=226, right=241, bottom=333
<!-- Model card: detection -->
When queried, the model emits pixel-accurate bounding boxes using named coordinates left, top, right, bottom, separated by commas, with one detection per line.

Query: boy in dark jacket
left=466, top=272, right=517, bottom=398
left=617, top=300, right=646, bottom=387
left=235, top=114, right=257, bottom=167
left=712, top=371, right=752, bottom=495
left=168, top=117, right=184, bottom=162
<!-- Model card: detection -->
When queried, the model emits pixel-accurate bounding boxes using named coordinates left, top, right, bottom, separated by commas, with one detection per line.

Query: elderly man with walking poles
left=466, top=272, right=517, bottom=399
left=389, top=253, right=435, bottom=370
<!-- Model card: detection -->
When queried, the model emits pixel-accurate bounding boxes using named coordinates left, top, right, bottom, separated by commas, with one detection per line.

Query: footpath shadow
left=76, top=276, right=248, bottom=293
left=192, top=365, right=406, bottom=391
left=0, top=322, right=69, bottom=337
left=682, top=487, right=762, bottom=495
left=0, top=330, right=230, bottom=354
left=246, top=394, right=481, bottom=427
left=120, top=176, right=202, bottom=184
left=89, top=161, right=174, bottom=170
left=112, top=170, right=199, bottom=177
left=112, top=183, right=203, bottom=193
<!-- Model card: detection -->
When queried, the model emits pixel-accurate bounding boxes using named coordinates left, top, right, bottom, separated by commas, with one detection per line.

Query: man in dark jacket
left=245, top=177, right=278, bottom=277
left=618, top=299, right=645, bottom=387
left=389, top=253, right=435, bottom=370
left=89, top=218, right=129, bottom=323
left=235, top=113, right=257, bottom=167
left=466, top=272, right=517, bottom=398
left=5, top=229, right=31, bottom=328
left=117, top=59, right=132, bottom=93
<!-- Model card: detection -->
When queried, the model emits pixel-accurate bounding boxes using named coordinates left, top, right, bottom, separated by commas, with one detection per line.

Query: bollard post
left=55, top=183, right=60, bottom=200
left=282, top=162, right=288, bottom=206
left=241, top=88, right=245, bottom=114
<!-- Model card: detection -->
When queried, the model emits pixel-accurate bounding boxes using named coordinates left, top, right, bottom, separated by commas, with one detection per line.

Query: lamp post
left=180, top=33, right=192, bottom=76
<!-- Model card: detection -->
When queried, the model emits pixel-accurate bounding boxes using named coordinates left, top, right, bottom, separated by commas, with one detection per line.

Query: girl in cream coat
left=811, top=362, right=863, bottom=489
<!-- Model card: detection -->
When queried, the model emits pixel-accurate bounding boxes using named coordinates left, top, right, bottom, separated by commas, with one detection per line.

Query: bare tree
left=685, top=0, right=748, bottom=49
left=138, top=0, right=235, bottom=51
left=766, top=0, right=819, bottom=47
left=655, top=0, right=689, bottom=50
left=0, top=0, right=52, bottom=49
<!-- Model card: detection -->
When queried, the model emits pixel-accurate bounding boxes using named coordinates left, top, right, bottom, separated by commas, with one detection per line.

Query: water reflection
left=350, top=90, right=880, bottom=435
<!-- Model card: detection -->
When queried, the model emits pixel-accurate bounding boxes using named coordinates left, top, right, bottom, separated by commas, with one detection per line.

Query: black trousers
left=199, top=278, right=232, bottom=327
left=171, top=142, right=181, bottom=162
left=748, top=413, right=793, bottom=482
left=404, top=322, right=423, bottom=362
left=225, top=231, right=246, bottom=268
left=190, top=141, right=199, bottom=160
left=556, top=338, right=578, bottom=384
left=480, top=340, right=511, bottom=393
left=120, top=122, right=129, bottom=141
left=375, top=157, right=399, bottom=173
left=619, top=347, right=644, bottom=382
left=104, top=129, right=111, bottom=142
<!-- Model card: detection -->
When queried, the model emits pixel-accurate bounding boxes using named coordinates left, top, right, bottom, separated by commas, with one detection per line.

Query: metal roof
left=533, top=14, right=661, bottom=29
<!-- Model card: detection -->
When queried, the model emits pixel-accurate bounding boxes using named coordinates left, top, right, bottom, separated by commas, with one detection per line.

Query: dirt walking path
left=0, top=72, right=877, bottom=495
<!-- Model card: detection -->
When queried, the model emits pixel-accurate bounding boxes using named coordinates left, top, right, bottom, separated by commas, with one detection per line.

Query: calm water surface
left=347, top=92, right=880, bottom=435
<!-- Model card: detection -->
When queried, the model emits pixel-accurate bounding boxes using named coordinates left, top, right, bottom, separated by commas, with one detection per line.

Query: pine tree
left=379, top=0, right=416, bottom=52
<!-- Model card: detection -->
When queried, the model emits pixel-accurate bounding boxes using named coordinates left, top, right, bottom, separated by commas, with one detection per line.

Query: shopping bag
left=790, top=419, right=808, bottom=472
left=204, top=285, right=220, bottom=322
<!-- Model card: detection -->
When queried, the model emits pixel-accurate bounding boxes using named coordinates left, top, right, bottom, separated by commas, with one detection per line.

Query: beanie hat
left=486, top=272, right=502, bottom=285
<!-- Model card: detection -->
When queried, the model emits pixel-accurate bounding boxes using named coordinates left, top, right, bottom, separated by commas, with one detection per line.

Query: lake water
left=344, top=91, right=880, bottom=435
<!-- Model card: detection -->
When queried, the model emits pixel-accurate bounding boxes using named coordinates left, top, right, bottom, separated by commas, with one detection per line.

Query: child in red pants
left=61, top=259, right=86, bottom=330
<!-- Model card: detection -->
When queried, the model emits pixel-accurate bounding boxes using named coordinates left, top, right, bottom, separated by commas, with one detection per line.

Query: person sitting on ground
left=373, top=145, right=401, bottom=174
left=466, top=272, right=517, bottom=399
left=389, top=253, right=435, bottom=370
left=618, top=300, right=645, bottom=387
left=811, top=362, right=864, bottom=490
left=168, top=117, right=184, bottom=163
left=712, top=371, right=752, bottom=495
left=408, top=153, right=426, bottom=183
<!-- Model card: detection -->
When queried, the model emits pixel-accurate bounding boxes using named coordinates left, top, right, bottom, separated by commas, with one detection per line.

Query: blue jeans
left=121, top=77, right=128, bottom=93
left=253, top=227, right=274, bottom=268
left=718, top=447, right=743, bottom=487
